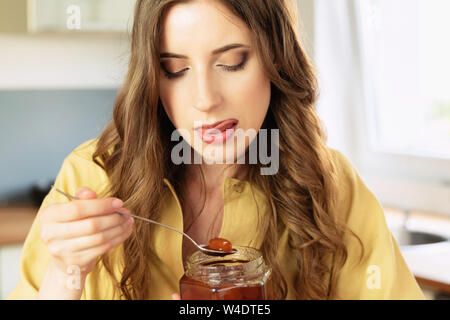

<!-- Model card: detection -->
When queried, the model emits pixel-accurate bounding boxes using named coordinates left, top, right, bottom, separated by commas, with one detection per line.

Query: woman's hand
left=172, top=293, right=181, bottom=300
left=39, top=187, right=134, bottom=277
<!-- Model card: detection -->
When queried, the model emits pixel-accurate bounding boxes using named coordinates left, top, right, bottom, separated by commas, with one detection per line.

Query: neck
left=185, top=162, right=247, bottom=192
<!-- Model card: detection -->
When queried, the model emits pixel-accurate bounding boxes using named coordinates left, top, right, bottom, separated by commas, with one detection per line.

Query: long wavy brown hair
left=93, top=0, right=363, bottom=300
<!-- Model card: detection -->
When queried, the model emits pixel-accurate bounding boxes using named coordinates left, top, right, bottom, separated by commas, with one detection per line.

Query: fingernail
left=80, top=190, right=90, bottom=197
left=112, top=199, right=123, bottom=208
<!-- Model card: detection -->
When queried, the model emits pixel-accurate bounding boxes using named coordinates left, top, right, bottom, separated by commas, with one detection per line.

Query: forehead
left=159, top=0, right=252, bottom=52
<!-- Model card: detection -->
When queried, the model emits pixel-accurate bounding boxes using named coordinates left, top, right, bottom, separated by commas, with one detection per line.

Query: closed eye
left=162, top=52, right=249, bottom=80
left=161, top=67, right=188, bottom=80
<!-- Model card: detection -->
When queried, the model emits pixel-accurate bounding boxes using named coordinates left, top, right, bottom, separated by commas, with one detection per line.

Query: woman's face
left=159, top=0, right=271, bottom=164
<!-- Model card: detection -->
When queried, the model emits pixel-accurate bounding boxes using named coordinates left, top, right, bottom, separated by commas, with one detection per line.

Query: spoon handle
left=51, top=186, right=202, bottom=251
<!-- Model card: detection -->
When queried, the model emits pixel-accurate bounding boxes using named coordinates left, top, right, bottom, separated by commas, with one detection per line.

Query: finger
left=63, top=219, right=133, bottom=252
left=49, top=213, right=132, bottom=240
left=75, top=187, right=97, bottom=200
left=67, top=226, right=133, bottom=266
left=172, top=293, right=181, bottom=300
left=115, top=207, right=134, bottom=225
left=48, top=197, right=124, bottom=222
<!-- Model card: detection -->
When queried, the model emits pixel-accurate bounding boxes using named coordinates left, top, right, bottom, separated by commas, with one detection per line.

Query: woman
left=9, top=0, right=424, bottom=300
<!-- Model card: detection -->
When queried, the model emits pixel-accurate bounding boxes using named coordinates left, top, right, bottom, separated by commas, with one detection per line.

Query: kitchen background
left=0, top=0, right=449, bottom=299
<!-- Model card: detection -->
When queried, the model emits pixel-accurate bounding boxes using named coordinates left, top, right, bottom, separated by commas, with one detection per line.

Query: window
left=358, top=0, right=450, bottom=160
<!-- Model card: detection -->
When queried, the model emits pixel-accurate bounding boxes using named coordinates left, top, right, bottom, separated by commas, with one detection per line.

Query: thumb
left=75, top=187, right=97, bottom=200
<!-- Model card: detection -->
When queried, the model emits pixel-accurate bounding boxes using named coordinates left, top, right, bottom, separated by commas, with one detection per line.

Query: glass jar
left=179, top=246, right=272, bottom=300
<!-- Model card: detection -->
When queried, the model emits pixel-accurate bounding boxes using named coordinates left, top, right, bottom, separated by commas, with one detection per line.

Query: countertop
left=0, top=205, right=38, bottom=245
left=384, top=207, right=450, bottom=294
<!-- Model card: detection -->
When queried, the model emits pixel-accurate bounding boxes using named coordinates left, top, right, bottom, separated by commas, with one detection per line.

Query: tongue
left=212, top=119, right=236, bottom=132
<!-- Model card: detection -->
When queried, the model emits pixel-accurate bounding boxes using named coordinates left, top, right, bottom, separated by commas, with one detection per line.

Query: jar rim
left=185, top=246, right=265, bottom=281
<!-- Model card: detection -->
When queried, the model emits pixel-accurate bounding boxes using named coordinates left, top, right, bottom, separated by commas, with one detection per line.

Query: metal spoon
left=51, top=186, right=237, bottom=256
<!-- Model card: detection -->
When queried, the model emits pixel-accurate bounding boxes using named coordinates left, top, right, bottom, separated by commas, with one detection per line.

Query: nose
left=193, top=68, right=222, bottom=112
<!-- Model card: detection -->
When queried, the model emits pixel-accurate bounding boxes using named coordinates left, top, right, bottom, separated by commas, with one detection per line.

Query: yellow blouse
left=8, top=139, right=424, bottom=300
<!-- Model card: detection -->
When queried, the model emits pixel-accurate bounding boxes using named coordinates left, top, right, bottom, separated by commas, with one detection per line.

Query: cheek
left=233, top=71, right=271, bottom=127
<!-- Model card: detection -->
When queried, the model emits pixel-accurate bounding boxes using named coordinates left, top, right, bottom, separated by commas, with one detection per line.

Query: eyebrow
left=160, top=43, right=249, bottom=59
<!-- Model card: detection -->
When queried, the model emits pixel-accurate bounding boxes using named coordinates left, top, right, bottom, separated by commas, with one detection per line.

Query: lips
left=195, top=119, right=238, bottom=132
left=195, top=119, right=239, bottom=144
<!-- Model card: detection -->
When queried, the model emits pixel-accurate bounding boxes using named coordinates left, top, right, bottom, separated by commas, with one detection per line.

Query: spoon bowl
left=199, top=245, right=238, bottom=256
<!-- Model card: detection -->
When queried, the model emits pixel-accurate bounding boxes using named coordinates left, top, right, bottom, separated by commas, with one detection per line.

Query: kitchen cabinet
left=0, top=0, right=135, bottom=33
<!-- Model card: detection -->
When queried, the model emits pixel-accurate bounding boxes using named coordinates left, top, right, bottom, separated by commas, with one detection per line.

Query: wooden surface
left=0, top=205, right=38, bottom=245
left=415, top=276, right=450, bottom=295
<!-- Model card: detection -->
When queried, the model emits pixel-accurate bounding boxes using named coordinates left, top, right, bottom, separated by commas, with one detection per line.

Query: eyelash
left=162, top=53, right=248, bottom=80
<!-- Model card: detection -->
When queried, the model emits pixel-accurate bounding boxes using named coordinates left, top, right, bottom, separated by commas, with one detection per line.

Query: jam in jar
left=179, top=246, right=272, bottom=300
